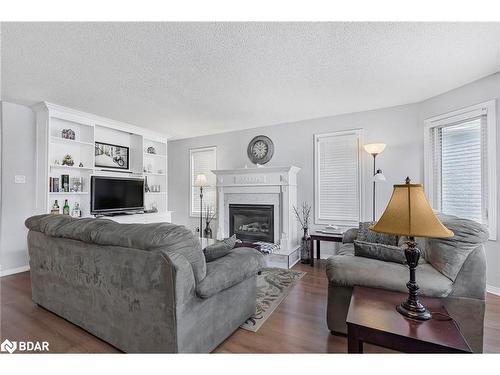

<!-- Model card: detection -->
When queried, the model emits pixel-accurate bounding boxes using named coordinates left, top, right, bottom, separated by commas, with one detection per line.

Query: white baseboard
left=0, top=265, right=30, bottom=277
left=486, top=284, right=500, bottom=296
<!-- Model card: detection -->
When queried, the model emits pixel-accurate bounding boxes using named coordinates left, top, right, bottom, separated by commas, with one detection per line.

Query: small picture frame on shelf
left=95, top=141, right=129, bottom=170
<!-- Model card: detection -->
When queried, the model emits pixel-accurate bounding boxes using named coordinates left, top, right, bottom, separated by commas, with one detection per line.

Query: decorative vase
left=300, top=227, right=311, bottom=264
left=203, top=221, right=213, bottom=239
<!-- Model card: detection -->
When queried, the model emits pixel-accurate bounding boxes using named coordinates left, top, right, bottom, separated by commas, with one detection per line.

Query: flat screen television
left=91, top=176, right=144, bottom=215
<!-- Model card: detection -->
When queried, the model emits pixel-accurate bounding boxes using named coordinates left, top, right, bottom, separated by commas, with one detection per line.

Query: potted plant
left=293, top=202, right=312, bottom=264
left=203, top=205, right=216, bottom=239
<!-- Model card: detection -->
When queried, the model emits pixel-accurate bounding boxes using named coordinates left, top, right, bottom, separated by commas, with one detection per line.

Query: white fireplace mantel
left=212, top=166, right=301, bottom=266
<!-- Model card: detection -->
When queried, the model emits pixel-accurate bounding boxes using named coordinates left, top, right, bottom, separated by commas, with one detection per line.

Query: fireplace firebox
left=229, top=204, right=274, bottom=243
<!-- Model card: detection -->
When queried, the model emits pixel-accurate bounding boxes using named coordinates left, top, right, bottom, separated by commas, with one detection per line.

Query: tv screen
left=91, top=176, right=144, bottom=214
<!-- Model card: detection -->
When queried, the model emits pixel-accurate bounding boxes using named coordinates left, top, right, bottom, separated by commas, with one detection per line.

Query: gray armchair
left=25, top=214, right=264, bottom=353
left=326, top=214, right=488, bottom=353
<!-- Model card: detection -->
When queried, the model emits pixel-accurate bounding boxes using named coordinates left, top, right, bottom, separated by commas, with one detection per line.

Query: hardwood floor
left=1, top=261, right=500, bottom=353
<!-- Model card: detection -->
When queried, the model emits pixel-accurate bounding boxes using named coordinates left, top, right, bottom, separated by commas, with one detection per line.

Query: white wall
left=168, top=103, right=422, bottom=249
left=418, top=73, right=500, bottom=290
left=0, top=101, right=37, bottom=275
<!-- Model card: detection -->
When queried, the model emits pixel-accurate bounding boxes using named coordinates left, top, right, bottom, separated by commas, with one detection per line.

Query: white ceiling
left=2, top=22, right=499, bottom=139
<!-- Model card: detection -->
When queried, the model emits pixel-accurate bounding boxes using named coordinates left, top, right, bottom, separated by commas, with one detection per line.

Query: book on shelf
left=49, top=177, right=60, bottom=192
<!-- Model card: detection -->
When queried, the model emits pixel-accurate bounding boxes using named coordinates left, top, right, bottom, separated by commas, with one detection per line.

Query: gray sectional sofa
left=326, top=214, right=488, bottom=353
left=25, top=214, right=264, bottom=353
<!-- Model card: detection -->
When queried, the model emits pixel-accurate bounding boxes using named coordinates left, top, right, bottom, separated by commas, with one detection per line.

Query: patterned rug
left=240, top=267, right=306, bottom=332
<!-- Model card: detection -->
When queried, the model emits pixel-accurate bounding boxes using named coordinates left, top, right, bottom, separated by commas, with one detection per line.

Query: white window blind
left=425, top=100, right=497, bottom=240
left=190, top=147, right=217, bottom=217
left=314, top=130, right=362, bottom=226
left=430, top=116, right=487, bottom=224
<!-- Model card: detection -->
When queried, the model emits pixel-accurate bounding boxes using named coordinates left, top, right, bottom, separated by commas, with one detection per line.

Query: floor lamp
left=363, top=143, right=386, bottom=221
left=194, top=174, right=208, bottom=238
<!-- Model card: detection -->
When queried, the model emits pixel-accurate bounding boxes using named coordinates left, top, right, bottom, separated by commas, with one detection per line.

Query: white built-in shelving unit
left=33, top=102, right=172, bottom=223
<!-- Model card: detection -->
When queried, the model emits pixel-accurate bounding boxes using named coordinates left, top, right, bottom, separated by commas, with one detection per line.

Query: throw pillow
left=203, top=235, right=238, bottom=262
left=356, top=222, right=398, bottom=246
left=354, top=240, right=406, bottom=264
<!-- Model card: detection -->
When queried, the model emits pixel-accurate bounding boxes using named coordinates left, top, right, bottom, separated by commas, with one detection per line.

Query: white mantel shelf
left=213, top=166, right=300, bottom=188
left=212, top=166, right=300, bottom=175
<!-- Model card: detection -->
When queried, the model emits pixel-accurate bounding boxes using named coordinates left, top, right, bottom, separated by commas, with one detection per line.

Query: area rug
left=240, top=267, right=305, bottom=332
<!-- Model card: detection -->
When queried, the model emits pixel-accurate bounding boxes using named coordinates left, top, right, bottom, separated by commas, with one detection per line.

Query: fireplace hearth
left=229, top=204, right=274, bottom=243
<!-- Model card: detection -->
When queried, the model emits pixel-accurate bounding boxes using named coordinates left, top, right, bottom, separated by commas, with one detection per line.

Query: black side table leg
left=347, top=325, right=363, bottom=354
left=317, top=240, right=321, bottom=260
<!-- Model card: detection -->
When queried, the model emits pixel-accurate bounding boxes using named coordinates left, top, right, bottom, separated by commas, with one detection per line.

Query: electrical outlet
left=14, top=175, right=26, bottom=184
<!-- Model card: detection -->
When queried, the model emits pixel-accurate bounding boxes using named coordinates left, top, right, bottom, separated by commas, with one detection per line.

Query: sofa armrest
left=342, top=228, right=358, bottom=244
left=326, top=255, right=453, bottom=298
left=196, top=248, right=264, bottom=299
left=161, top=250, right=196, bottom=306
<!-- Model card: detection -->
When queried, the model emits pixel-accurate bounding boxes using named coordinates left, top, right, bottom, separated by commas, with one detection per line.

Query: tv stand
left=96, top=211, right=172, bottom=224
left=96, top=211, right=144, bottom=217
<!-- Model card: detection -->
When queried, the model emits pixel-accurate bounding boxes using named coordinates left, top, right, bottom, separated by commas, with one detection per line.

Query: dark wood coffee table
left=346, top=286, right=472, bottom=353
left=308, top=232, right=343, bottom=266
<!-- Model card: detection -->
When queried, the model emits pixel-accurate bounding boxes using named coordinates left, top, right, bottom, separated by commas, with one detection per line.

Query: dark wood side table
left=308, top=232, right=343, bottom=266
left=346, top=286, right=472, bottom=353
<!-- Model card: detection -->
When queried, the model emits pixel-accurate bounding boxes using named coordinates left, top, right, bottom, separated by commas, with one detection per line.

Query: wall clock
left=247, top=135, right=274, bottom=165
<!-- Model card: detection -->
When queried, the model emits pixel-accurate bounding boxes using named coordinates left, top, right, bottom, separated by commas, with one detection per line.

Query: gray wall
left=168, top=103, right=422, bottom=252
left=418, top=73, right=500, bottom=290
left=0, top=101, right=36, bottom=274
left=168, top=73, right=500, bottom=289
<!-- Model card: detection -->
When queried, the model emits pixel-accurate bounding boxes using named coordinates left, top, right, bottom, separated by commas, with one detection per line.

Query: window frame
left=314, top=128, right=364, bottom=227
left=423, top=100, right=497, bottom=240
left=189, top=146, right=217, bottom=218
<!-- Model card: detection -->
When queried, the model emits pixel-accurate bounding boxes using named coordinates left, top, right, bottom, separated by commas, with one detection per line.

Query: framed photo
left=95, top=141, right=129, bottom=170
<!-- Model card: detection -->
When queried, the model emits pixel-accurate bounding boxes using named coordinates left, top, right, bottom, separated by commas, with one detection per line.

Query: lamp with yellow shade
left=370, top=177, right=454, bottom=320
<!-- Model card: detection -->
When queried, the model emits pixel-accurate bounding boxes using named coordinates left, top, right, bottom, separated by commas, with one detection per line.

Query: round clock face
left=247, top=135, right=274, bottom=165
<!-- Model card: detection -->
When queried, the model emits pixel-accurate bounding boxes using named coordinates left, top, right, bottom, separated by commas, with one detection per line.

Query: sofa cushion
left=196, top=247, right=264, bottom=298
left=337, top=243, right=355, bottom=256
left=203, top=235, right=238, bottom=262
left=354, top=240, right=406, bottom=264
left=342, top=228, right=358, bottom=244
left=425, top=214, right=489, bottom=281
left=25, top=214, right=207, bottom=283
left=357, top=221, right=398, bottom=246
left=326, top=255, right=453, bottom=298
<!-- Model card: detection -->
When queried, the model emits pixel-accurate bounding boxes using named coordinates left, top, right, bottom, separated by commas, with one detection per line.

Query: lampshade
left=363, top=143, right=386, bottom=156
left=373, top=169, right=386, bottom=182
left=370, top=178, right=453, bottom=238
left=194, top=174, right=209, bottom=187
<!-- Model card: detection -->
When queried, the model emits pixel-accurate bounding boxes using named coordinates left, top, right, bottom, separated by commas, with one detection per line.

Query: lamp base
left=396, top=301, right=432, bottom=321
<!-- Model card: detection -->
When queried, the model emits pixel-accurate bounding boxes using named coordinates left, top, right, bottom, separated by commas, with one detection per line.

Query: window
left=190, top=146, right=217, bottom=217
left=314, top=129, right=363, bottom=226
left=424, top=100, right=497, bottom=239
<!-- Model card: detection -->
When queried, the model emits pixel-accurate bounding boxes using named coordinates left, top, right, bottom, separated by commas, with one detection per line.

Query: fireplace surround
left=213, top=166, right=301, bottom=268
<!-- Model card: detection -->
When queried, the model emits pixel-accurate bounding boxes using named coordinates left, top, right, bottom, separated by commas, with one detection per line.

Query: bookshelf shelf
left=50, top=165, right=94, bottom=171
left=49, top=192, right=89, bottom=195
left=143, top=152, right=166, bottom=158
left=50, top=136, right=94, bottom=146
